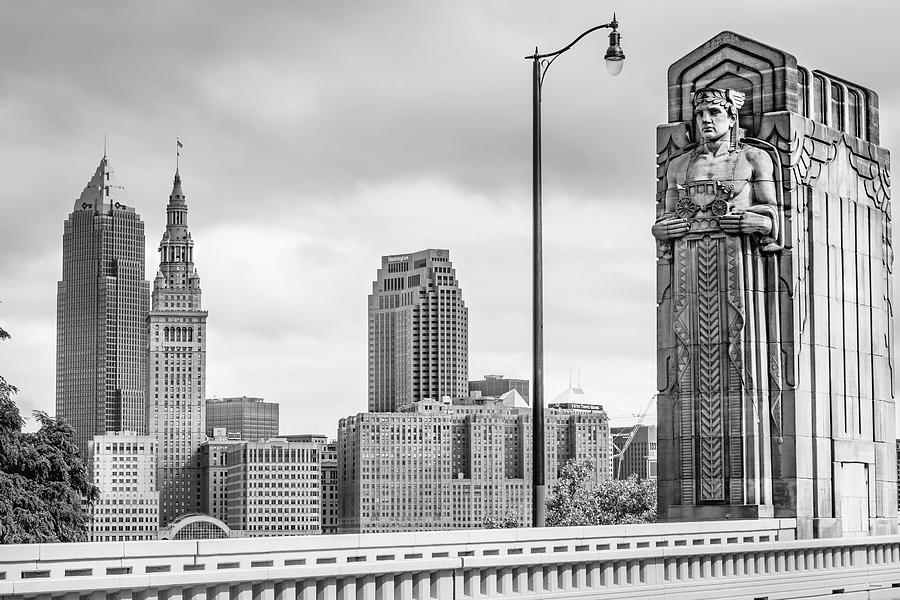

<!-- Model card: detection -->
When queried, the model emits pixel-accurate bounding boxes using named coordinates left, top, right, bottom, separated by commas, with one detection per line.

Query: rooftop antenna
left=103, top=133, right=107, bottom=158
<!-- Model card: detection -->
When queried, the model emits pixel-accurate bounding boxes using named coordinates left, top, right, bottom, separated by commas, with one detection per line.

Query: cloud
left=1, top=0, right=898, bottom=438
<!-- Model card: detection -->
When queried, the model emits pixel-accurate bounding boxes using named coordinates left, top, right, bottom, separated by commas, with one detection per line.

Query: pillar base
left=663, top=503, right=774, bottom=522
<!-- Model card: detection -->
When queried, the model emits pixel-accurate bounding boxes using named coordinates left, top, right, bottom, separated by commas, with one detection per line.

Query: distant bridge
left=3, top=520, right=900, bottom=599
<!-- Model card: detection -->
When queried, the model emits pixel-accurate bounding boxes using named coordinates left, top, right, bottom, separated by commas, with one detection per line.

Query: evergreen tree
left=0, top=326, right=98, bottom=544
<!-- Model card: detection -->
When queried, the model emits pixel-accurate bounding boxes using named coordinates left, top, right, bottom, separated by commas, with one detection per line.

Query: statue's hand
left=719, top=210, right=772, bottom=235
left=651, top=217, right=690, bottom=240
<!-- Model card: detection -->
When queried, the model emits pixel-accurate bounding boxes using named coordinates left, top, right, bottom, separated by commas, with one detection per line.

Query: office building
left=56, top=156, right=150, bottom=458
left=338, top=394, right=611, bottom=533
left=199, top=429, right=242, bottom=523
left=339, top=401, right=454, bottom=533
left=147, top=168, right=208, bottom=526
left=611, top=425, right=658, bottom=480
left=549, top=403, right=613, bottom=483
left=320, top=440, right=339, bottom=535
left=368, top=249, right=468, bottom=412
left=450, top=398, right=533, bottom=529
left=469, top=375, right=529, bottom=403
left=224, top=437, right=322, bottom=536
left=206, top=396, right=279, bottom=441
left=88, top=432, right=159, bottom=542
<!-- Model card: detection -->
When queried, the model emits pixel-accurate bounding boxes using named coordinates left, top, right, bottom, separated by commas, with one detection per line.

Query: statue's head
left=691, top=87, right=745, bottom=143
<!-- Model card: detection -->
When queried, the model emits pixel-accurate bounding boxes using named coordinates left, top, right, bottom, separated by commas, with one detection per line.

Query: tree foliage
left=0, top=326, right=98, bottom=544
left=484, top=510, right=522, bottom=529
left=546, top=459, right=656, bottom=527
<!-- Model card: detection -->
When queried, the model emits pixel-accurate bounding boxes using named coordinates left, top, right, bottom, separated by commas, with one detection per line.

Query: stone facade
left=655, top=31, right=895, bottom=538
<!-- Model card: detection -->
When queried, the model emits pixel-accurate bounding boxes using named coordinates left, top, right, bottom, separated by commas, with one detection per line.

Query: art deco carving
left=654, top=87, right=784, bottom=507
left=657, top=30, right=895, bottom=539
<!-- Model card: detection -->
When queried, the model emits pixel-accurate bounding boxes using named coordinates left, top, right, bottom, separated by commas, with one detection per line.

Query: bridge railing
left=22, top=518, right=900, bottom=600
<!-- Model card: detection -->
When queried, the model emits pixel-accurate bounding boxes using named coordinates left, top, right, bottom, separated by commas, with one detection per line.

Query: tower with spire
left=146, top=166, right=208, bottom=526
left=56, top=155, right=151, bottom=458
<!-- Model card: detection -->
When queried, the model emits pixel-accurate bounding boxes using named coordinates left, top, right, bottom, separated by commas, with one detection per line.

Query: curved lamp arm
left=526, top=14, right=624, bottom=93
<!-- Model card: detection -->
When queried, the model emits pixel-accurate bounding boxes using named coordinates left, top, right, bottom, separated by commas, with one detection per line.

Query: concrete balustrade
left=7, top=519, right=899, bottom=599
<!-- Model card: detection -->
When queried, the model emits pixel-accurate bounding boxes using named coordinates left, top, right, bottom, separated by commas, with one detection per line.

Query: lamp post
left=528, top=15, right=624, bottom=528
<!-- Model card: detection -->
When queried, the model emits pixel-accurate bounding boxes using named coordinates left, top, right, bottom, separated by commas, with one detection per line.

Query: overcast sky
left=1, top=1, right=897, bottom=436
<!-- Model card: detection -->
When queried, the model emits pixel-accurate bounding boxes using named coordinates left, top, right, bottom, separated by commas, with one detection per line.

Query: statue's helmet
left=691, top=87, right=745, bottom=120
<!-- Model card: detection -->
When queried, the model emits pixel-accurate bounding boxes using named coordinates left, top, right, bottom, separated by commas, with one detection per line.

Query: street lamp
left=527, top=15, right=624, bottom=528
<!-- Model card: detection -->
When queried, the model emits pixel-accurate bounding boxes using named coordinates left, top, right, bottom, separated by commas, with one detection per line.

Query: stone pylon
left=655, top=31, right=894, bottom=538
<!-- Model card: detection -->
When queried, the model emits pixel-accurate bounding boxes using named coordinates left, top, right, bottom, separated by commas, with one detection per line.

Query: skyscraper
left=56, top=156, right=150, bottom=457
left=368, top=249, right=468, bottom=412
left=147, top=169, right=208, bottom=526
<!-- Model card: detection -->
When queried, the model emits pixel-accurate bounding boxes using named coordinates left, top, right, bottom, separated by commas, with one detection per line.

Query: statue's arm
left=651, top=156, right=689, bottom=240
left=746, top=148, right=779, bottom=242
left=720, top=148, right=777, bottom=238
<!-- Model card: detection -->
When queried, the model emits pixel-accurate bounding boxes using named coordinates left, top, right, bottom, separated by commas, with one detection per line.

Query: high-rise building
left=147, top=169, right=208, bottom=527
left=224, top=437, right=323, bottom=536
left=56, top=156, right=150, bottom=458
left=338, top=395, right=611, bottom=533
left=368, top=249, right=468, bottom=412
left=88, top=431, right=159, bottom=542
left=205, top=396, right=279, bottom=441
left=469, top=375, right=529, bottom=403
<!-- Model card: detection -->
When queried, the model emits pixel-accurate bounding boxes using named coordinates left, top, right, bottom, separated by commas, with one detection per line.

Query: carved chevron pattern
left=724, top=239, right=745, bottom=501
left=673, top=241, right=694, bottom=503
left=696, top=237, right=724, bottom=502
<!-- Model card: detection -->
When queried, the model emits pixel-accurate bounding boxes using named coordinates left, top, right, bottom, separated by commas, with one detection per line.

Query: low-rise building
left=89, top=432, right=159, bottom=542
left=339, top=402, right=453, bottom=533
left=199, top=429, right=243, bottom=522
left=224, top=437, right=322, bottom=536
left=339, top=393, right=611, bottom=533
left=550, top=401, right=614, bottom=483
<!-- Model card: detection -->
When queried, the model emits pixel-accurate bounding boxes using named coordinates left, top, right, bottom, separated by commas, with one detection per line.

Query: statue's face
left=694, top=102, right=735, bottom=142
